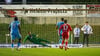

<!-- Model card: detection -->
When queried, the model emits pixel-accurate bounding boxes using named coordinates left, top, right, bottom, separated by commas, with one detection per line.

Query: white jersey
left=73, top=27, right=80, bottom=37
left=81, top=24, right=93, bottom=34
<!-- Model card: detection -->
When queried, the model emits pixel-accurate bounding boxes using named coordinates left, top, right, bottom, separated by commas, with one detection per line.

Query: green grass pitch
left=0, top=48, right=100, bottom=56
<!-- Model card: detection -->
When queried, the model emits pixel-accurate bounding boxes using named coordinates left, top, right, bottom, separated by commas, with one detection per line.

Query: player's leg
left=59, top=38, right=64, bottom=49
left=30, top=39, right=48, bottom=47
left=38, top=38, right=50, bottom=43
left=17, top=38, right=21, bottom=48
left=65, top=39, right=69, bottom=51
left=11, top=40, right=14, bottom=50
left=59, top=35, right=62, bottom=46
left=77, top=37, right=79, bottom=44
left=37, top=39, right=51, bottom=47
left=74, top=37, right=76, bottom=44
left=83, top=34, right=86, bottom=47
left=59, top=33, right=65, bottom=49
left=65, top=33, right=69, bottom=51
left=11, top=34, right=15, bottom=50
left=36, top=41, right=48, bottom=46
left=16, top=34, right=22, bottom=50
left=59, top=31, right=63, bottom=46
left=86, top=34, right=89, bottom=47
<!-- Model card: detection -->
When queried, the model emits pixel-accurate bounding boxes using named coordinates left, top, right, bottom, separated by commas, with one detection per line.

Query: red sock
left=62, top=40, right=64, bottom=46
left=65, top=41, right=68, bottom=47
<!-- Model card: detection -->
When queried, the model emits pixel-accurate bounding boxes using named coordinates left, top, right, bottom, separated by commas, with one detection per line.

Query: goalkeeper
left=23, top=32, right=50, bottom=46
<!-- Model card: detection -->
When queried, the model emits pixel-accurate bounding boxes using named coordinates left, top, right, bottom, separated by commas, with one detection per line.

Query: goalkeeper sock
left=59, top=38, right=62, bottom=45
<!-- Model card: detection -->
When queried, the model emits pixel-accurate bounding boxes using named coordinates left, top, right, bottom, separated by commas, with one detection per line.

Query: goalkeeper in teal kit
left=23, top=32, right=50, bottom=46
left=56, top=18, right=64, bottom=47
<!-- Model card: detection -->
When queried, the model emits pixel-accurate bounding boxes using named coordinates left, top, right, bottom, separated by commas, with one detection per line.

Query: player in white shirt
left=73, top=24, right=80, bottom=44
left=81, top=21, right=93, bottom=47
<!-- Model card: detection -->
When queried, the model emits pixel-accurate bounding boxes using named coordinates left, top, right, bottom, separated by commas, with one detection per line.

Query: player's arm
left=89, top=25, right=93, bottom=34
left=79, top=28, right=81, bottom=33
left=69, top=25, right=72, bottom=31
left=56, top=26, right=58, bottom=29
left=23, top=35, right=28, bottom=43
left=59, top=25, right=63, bottom=35
left=90, top=26, right=93, bottom=32
left=68, top=25, right=73, bottom=35
left=56, top=23, right=58, bottom=29
left=81, top=25, right=85, bottom=31
left=73, top=28, right=76, bottom=34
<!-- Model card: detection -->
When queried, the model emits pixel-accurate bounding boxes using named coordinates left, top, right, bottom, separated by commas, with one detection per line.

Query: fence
left=0, top=17, right=100, bottom=44
left=0, top=5, right=100, bottom=45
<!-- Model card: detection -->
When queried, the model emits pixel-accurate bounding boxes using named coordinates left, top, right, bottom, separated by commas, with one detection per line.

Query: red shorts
left=62, top=32, right=69, bottom=39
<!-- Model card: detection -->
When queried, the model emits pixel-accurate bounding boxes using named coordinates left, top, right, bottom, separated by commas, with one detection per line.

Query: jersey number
left=63, top=25, right=68, bottom=30
left=13, top=23, right=16, bottom=28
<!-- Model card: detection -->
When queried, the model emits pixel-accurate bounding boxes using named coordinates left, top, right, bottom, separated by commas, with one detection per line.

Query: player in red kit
left=59, top=20, right=72, bottom=51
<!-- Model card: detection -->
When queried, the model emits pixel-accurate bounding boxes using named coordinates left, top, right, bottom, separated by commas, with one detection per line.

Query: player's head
left=64, top=20, right=67, bottom=23
left=61, top=18, right=64, bottom=21
left=14, top=16, right=18, bottom=21
left=28, top=32, right=31, bottom=35
left=85, top=21, right=88, bottom=25
left=76, top=24, right=79, bottom=27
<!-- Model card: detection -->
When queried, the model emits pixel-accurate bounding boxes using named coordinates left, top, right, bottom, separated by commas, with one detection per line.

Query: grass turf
left=0, top=48, right=100, bottom=56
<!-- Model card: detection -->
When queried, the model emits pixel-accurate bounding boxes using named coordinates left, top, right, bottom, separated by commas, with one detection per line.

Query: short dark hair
left=14, top=17, right=18, bottom=21
left=61, top=18, right=64, bottom=21
left=64, top=20, right=67, bottom=23
left=76, top=24, right=78, bottom=26
left=85, top=21, right=88, bottom=23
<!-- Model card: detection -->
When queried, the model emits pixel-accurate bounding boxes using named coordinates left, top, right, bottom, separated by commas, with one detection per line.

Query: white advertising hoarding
left=0, top=44, right=83, bottom=48
left=0, top=5, right=86, bottom=17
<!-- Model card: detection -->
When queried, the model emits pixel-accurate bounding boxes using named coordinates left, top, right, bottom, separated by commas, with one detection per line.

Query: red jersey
left=59, top=24, right=72, bottom=35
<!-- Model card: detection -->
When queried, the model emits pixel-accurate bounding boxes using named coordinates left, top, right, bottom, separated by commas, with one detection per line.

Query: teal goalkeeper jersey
left=57, top=21, right=64, bottom=34
left=57, top=21, right=64, bottom=29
